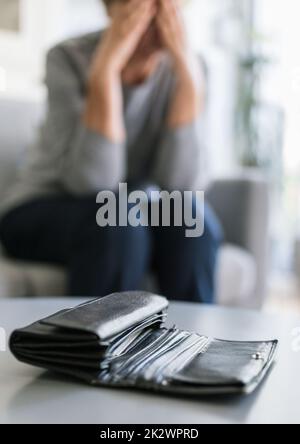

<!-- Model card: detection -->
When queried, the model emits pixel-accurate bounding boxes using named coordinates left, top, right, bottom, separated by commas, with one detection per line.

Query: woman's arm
left=42, top=0, right=156, bottom=194
left=84, top=0, right=156, bottom=142
left=152, top=0, right=206, bottom=191
left=157, top=0, right=205, bottom=128
left=40, top=47, right=126, bottom=194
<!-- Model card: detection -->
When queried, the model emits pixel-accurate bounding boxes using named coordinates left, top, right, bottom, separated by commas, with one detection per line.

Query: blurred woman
left=0, top=0, right=222, bottom=302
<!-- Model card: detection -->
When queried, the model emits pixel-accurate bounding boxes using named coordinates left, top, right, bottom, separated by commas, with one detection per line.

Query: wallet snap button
left=252, top=352, right=263, bottom=360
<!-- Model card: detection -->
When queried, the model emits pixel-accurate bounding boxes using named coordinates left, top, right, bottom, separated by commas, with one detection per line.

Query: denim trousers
left=0, top=193, right=223, bottom=303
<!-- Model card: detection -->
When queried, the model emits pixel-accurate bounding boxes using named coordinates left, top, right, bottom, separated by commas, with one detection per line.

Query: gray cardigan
left=1, top=31, right=208, bottom=217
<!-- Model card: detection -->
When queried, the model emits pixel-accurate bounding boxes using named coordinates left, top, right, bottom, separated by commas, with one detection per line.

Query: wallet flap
left=41, top=291, right=169, bottom=341
left=171, top=339, right=278, bottom=388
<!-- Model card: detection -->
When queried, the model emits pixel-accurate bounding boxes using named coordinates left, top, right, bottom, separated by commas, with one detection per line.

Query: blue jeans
left=0, top=194, right=223, bottom=303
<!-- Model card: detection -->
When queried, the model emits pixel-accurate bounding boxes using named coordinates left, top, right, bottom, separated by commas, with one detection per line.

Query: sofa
left=0, top=97, right=270, bottom=308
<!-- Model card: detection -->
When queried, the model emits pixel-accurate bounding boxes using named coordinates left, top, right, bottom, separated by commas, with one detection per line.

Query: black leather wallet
left=10, top=291, right=278, bottom=395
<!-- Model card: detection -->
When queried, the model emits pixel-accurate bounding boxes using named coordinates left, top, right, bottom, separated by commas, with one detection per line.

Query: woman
left=0, top=0, right=222, bottom=302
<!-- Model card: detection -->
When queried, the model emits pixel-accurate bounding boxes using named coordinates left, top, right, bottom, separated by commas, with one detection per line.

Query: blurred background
left=0, top=0, right=299, bottom=313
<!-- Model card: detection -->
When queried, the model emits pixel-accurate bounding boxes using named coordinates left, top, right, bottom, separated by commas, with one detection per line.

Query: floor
left=263, top=273, right=300, bottom=314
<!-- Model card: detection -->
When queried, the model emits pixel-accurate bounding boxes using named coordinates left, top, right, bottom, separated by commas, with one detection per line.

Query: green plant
left=236, top=52, right=271, bottom=167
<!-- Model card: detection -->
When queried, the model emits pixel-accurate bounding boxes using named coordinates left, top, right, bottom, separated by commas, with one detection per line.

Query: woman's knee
left=0, top=212, right=18, bottom=254
left=0, top=216, right=8, bottom=243
left=164, top=196, right=223, bottom=245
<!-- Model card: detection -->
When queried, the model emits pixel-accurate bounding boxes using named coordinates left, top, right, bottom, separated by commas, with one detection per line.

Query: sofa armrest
left=206, top=171, right=270, bottom=306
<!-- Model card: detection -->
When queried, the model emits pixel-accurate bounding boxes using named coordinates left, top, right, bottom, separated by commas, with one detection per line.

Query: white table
left=0, top=298, right=300, bottom=424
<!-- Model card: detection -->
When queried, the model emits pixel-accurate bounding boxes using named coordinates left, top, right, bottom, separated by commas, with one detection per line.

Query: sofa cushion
left=0, top=98, right=44, bottom=203
left=0, top=259, right=66, bottom=298
left=0, top=244, right=257, bottom=307
left=216, top=244, right=257, bottom=307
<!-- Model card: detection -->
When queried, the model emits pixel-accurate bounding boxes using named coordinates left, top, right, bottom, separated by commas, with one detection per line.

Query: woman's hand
left=90, top=0, right=156, bottom=81
left=156, top=0, right=188, bottom=68
left=84, top=0, right=156, bottom=142
left=156, top=0, right=205, bottom=128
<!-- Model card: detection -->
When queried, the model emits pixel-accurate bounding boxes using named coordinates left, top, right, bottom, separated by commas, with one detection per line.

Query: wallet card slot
left=108, top=313, right=166, bottom=356
left=128, top=330, right=193, bottom=382
left=99, top=328, right=211, bottom=387
left=99, top=328, right=169, bottom=382
left=149, top=335, right=211, bottom=384
left=108, top=329, right=178, bottom=381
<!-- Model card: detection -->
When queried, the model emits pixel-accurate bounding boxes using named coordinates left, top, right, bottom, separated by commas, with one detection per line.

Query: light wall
left=258, top=0, right=300, bottom=269
left=0, top=0, right=106, bottom=99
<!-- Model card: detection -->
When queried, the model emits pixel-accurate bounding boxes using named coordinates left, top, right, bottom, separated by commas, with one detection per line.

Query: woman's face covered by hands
left=107, top=0, right=185, bottom=84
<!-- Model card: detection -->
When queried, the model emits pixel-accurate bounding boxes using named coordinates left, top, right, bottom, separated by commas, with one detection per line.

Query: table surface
left=0, top=298, right=300, bottom=424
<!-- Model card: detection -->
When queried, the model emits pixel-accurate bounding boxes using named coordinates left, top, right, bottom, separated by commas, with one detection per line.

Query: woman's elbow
left=62, top=166, right=125, bottom=195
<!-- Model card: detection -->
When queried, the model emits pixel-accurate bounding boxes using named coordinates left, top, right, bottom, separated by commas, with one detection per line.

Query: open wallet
left=10, top=291, right=278, bottom=396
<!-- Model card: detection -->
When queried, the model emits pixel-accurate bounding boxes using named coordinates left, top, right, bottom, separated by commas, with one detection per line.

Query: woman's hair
left=103, top=0, right=115, bottom=6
